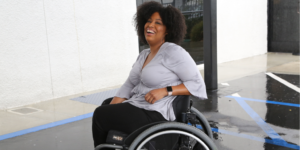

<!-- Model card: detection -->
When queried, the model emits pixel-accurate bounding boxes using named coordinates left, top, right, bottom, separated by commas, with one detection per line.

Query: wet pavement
left=0, top=72, right=299, bottom=150
left=192, top=72, right=300, bottom=150
left=0, top=118, right=94, bottom=150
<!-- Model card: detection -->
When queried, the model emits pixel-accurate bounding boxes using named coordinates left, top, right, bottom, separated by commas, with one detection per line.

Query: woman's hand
left=110, top=97, right=127, bottom=104
left=145, top=88, right=168, bottom=104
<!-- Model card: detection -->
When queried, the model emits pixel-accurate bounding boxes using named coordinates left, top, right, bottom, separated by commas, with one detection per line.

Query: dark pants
left=92, top=103, right=167, bottom=149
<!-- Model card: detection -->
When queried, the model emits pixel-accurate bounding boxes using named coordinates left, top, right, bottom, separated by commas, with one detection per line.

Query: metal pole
left=294, top=0, right=300, bottom=55
left=204, top=0, right=217, bottom=91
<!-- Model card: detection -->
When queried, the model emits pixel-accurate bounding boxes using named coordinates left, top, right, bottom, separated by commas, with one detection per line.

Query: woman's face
left=144, top=12, right=167, bottom=45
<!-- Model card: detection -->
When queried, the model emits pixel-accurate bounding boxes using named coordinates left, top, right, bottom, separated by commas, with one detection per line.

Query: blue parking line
left=226, top=96, right=300, bottom=149
left=209, top=127, right=299, bottom=149
left=0, top=112, right=93, bottom=141
left=0, top=106, right=299, bottom=149
left=227, top=96, right=300, bottom=107
left=234, top=98, right=287, bottom=142
left=193, top=124, right=299, bottom=149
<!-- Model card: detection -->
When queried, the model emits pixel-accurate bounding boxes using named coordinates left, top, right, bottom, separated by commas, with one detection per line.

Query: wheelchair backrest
left=172, top=95, right=190, bottom=121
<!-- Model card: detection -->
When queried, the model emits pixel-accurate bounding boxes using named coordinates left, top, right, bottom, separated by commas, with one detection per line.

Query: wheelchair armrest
left=101, top=97, right=114, bottom=106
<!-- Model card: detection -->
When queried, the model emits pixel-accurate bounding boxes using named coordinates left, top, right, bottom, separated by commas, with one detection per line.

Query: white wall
left=0, top=0, right=138, bottom=109
left=0, top=0, right=268, bottom=109
left=217, top=0, right=268, bottom=64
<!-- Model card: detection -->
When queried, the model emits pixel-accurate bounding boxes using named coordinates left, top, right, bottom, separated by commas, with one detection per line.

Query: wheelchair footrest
left=106, top=130, right=128, bottom=145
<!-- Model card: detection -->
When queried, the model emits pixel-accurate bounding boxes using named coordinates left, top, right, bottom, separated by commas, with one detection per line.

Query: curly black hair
left=134, top=1, right=187, bottom=45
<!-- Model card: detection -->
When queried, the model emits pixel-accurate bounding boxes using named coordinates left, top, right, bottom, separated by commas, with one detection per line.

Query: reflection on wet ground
left=192, top=72, right=300, bottom=150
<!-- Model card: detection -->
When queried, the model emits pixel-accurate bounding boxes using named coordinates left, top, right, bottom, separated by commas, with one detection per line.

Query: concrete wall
left=0, top=0, right=138, bottom=109
left=217, top=0, right=268, bottom=63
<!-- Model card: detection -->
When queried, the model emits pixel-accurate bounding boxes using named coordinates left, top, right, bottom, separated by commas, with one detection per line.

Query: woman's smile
left=146, top=29, right=155, bottom=35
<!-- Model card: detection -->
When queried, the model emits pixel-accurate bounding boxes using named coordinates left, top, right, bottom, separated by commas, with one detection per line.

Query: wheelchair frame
left=94, top=96, right=218, bottom=150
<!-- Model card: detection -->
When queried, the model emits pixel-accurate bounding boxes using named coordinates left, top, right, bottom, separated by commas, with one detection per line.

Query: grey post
left=204, top=0, right=218, bottom=90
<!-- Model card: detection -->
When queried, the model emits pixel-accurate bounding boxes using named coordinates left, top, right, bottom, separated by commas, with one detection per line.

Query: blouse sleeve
left=115, top=77, right=135, bottom=99
left=162, top=46, right=207, bottom=100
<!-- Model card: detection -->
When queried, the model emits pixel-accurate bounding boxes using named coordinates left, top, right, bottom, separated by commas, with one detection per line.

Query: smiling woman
left=92, top=1, right=207, bottom=149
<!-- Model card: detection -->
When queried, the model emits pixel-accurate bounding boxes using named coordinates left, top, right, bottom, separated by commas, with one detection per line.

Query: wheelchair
left=95, top=95, right=218, bottom=150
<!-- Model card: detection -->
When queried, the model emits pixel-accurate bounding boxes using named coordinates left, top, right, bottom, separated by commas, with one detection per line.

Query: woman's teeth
left=147, top=30, right=155, bottom=34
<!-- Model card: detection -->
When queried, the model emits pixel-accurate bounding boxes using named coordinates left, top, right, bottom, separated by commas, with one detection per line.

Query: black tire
left=191, top=107, right=213, bottom=139
left=128, top=122, right=218, bottom=150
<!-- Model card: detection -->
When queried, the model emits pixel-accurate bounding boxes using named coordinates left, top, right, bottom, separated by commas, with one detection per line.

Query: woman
left=92, top=1, right=207, bottom=148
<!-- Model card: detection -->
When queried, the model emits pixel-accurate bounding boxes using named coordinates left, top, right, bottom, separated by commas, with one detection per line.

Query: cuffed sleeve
left=162, top=46, right=207, bottom=100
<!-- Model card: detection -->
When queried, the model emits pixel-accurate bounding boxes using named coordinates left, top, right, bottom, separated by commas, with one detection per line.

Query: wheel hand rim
left=136, top=130, right=210, bottom=150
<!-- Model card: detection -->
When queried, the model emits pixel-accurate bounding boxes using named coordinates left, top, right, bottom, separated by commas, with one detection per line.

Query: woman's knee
left=93, top=105, right=106, bottom=120
left=94, top=105, right=102, bottom=113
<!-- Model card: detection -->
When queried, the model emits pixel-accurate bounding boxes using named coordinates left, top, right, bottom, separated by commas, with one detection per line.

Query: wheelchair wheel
left=191, top=107, right=213, bottom=139
left=129, top=122, right=218, bottom=150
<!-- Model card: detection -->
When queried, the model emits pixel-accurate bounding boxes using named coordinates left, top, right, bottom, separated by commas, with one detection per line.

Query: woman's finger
left=145, top=93, right=149, bottom=101
left=151, top=97, right=157, bottom=104
left=146, top=96, right=152, bottom=103
left=152, top=99, right=156, bottom=104
left=148, top=96, right=153, bottom=103
left=145, top=91, right=159, bottom=104
left=149, top=98, right=154, bottom=104
left=146, top=95, right=153, bottom=103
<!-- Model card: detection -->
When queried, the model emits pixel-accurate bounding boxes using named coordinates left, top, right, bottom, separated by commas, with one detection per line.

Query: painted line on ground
left=229, top=93, right=300, bottom=149
left=233, top=96, right=287, bottom=142
left=0, top=112, right=93, bottom=141
left=220, top=83, right=229, bottom=86
left=266, top=72, right=300, bottom=93
left=210, top=127, right=299, bottom=149
left=0, top=111, right=299, bottom=149
left=192, top=124, right=299, bottom=149
left=232, top=93, right=241, bottom=97
left=227, top=96, right=300, bottom=107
